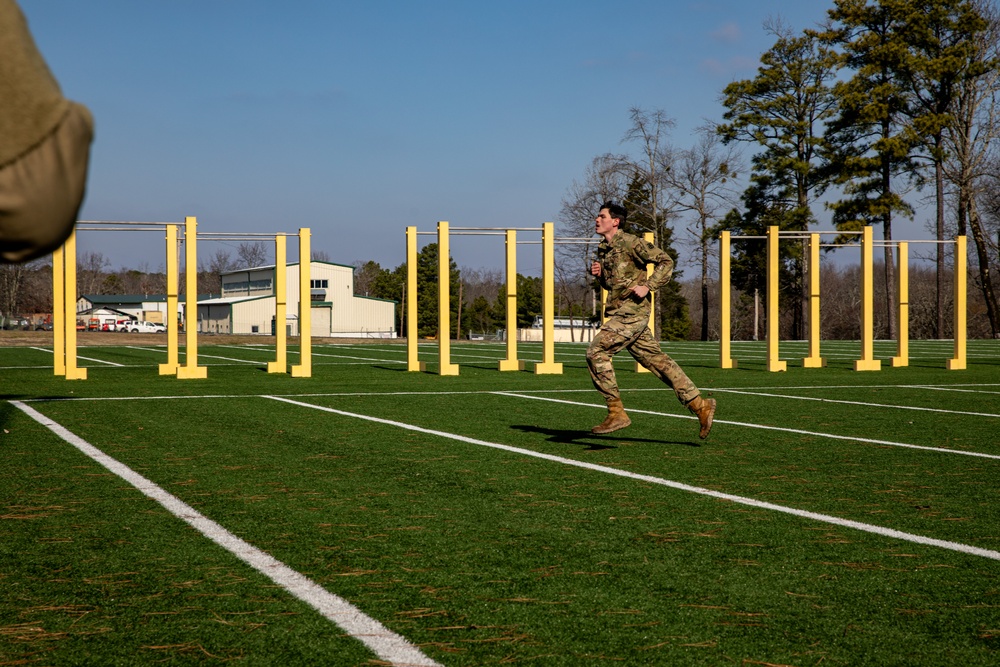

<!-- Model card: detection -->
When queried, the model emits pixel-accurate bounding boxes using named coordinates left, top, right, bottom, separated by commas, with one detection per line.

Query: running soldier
left=587, top=201, right=715, bottom=438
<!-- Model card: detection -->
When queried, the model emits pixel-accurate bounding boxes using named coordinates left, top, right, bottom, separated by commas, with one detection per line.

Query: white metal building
left=196, top=261, right=396, bottom=337
left=77, top=294, right=189, bottom=325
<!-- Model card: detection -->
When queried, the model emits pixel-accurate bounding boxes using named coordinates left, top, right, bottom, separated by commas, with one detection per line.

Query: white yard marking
left=76, top=354, right=125, bottom=367
left=709, top=387, right=1000, bottom=418
left=10, top=401, right=441, bottom=667
left=311, top=352, right=407, bottom=363
left=912, top=385, right=1000, bottom=396
left=262, top=395, right=1000, bottom=562
left=27, top=345, right=125, bottom=367
left=196, top=354, right=263, bottom=364
left=496, top=392, right=1000, bottom=461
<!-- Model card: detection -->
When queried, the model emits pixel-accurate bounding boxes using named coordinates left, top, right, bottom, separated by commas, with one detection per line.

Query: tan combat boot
left=688, top=396, right=716, bottom=440
left=592, top=398, right=631, bottom=434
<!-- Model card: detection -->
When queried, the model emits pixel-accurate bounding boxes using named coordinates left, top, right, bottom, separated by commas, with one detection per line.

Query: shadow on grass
left=510, top=424, right=699, bottom=450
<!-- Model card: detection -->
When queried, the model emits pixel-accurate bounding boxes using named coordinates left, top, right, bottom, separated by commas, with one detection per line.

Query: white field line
left=196, top=354, right=263, bottom=364
left=912, top=385, right=1000, bottom=396
left=710, top=388, right=1000, bottom=418
left=125, top=345, right=169, bottom=353
left=218, top=345, right=278, bottom=353
left=495, top=392, right=1000, bottom=461
left=10, top=400, right=441, bottom=667
left=262, top=395, right=1000, bottom=563
left=210, top=345, right=407, bottom=364
left=76, top=354, right=125, bottom=367
left=27, top=345, right=126, bottom=367
left=311, top=352, right=406, bottom=363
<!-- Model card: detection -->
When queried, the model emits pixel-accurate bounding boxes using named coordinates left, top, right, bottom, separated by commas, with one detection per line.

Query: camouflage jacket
left=596, top=231, right=674, bottom=319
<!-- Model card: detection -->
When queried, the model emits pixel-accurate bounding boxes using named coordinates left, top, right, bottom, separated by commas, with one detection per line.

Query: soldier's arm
left=631, top=237, right=673, bottom=292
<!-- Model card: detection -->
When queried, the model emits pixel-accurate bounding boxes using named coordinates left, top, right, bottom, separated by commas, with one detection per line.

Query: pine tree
left=820, top=0, right=924, bottom=339
left=720, top=21, right=838, bottom=339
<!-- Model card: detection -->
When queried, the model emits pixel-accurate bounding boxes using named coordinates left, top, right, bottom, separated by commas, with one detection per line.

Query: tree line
left=558, top=0, right=1000, bottom=341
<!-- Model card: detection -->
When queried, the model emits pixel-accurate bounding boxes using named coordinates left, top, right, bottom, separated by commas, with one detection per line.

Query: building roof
left=197, top=294, right=273, bottom=306
left=81, top=294, right=167, bottom=304
left=220, top=260, right=353, bottom=277
left=81, top=294, right=216, bottom=304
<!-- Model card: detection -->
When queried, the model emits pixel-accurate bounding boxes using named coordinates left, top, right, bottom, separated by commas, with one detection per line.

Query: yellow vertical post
left=535, top=221, right=563, bottom=374
left=803, top=233, right=825, bottom=368
left=436, top=221, right=459, bottom=375
left=719, top=231, right=735, bottom=369
left=291, top=228, right=312, bottom=377
left=499, top=229, right=524, bottom=371
left=854, top=225, right=881, bottom=371
left=52, top=243, right=65, bottom=376
left=636, top=232, right=655, bottom=373
left=405, top=226, right=425, bottom=372
left=176, top=216, right=207, bottom=379
left=948, top=236, right=967, bottom=370
left=159, top=224, right=180, bottom=375
left=268, top=234, right=288, bottom=373
left=766, top=226, right=786, bottom=372
left=63, top=229, right=86, bottom=380
left=892, top=241, right=909, bottom=367
left=600, top=288, right=607, bottom=324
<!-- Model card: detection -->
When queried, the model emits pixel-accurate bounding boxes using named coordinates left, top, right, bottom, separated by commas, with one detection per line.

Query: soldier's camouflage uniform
left=587, top=231, right=701, bottom=408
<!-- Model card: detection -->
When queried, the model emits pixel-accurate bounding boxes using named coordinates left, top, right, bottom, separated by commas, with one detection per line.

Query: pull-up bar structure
left=405, top=222, right=574, bottom=375
left=196, top=229, right=312, bottom=377
left=52, top=217, right=313, bottom=379
left=718, top=226, right=968, bottom=371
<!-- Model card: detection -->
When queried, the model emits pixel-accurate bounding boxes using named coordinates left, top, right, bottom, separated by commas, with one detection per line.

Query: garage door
left=311, top=305, right=331, bottom=338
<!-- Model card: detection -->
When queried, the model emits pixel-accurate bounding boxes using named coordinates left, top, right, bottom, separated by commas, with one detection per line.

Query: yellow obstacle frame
left=405, top=223, right=593, bottom=376
left=54, top=219, right=313, bottom=380
left=718, top=227, right=968, bottom=371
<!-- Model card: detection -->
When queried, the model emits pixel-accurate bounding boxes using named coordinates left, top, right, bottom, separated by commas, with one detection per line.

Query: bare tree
left=313, top=250, right=332, bottom=262
left=557, top=154, right=632, bottom=323
left=0, top=262, right=27, bottom=322
left=943, top=0, right=1000, bottom=337
left=622, top=108, right=676, bottom=235
left=77, top=251, right=110, bottom=296
left=236, top=241, right=269, bottom=268
left=197, top=249, right=236, bottom=295
left=559, top=109, right=682, bottom=339
left=668, top=128, right=741, bottom=340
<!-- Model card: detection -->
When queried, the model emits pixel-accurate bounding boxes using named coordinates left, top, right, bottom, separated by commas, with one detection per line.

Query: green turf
left=2, top=339, right=999, bottom=665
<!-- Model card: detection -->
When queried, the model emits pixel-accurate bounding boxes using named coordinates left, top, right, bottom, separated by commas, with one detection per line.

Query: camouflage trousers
left=586, top=314, right=700, bottom=407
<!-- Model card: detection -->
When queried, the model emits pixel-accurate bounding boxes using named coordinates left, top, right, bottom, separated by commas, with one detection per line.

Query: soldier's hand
left=628, top=284, right=650, bottom=299
left=590, top=261, right=602, bottom=276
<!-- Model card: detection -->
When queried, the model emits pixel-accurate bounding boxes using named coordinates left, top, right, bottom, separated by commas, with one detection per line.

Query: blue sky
left=23, top=0, right=841, bottom=274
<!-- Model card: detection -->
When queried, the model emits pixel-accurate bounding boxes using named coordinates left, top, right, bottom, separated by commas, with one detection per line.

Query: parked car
left=126, top=320, right=167, bottom=333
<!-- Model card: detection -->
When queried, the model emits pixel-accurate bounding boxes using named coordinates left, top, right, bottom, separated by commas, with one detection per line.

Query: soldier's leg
left=586, top=319, right=640, bottom=433
left=627, top=328, right=716, bottom=439
left=626, top=328, right=699, bottom=405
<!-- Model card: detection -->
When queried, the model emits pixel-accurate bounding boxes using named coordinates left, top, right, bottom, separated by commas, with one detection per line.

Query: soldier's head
left=596, top=201, right=626, bottom=238
left=601, top=201, right=626, bottom=225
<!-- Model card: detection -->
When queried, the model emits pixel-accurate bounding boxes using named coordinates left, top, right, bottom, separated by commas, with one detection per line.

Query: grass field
left=1, top=336, right=999, bottom=666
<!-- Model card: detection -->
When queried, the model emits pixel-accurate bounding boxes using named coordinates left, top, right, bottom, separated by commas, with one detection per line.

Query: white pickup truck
left=123, top=320, right=167, bottom=333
